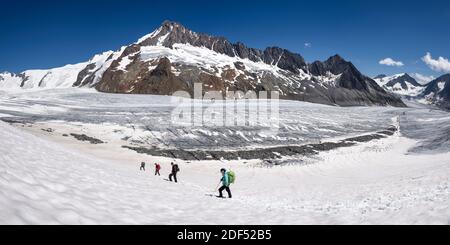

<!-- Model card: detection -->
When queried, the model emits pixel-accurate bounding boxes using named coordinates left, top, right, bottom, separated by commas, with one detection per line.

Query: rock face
left=95, top=21, right=405, bottom=107
left=420, top=74, right=450, bottom=110
left=386, top=73, right=422, bottom=88
left=137, top=21, right=309, bottom=73
left=0, top=20, right=405, bottom=107
left=374, top=73, right=425, bottom=97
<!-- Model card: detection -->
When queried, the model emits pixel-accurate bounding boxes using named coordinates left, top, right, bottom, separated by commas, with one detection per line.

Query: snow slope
left=0, top=88, right=449, bottom=224
left=1, top=118, right=450, bottom=224
left=0, top=72, right=22, bottom=89
left=0, top=50, right=122, bottom=90
left=141, top=43, right=277, bottom=73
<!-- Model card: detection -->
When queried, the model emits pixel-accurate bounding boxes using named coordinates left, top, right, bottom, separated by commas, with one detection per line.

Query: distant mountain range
left=373, top=73, right=450, bottom=110
left=373, top=73, right=425, bottom=97
left=0, top=21, right=415, bottom=107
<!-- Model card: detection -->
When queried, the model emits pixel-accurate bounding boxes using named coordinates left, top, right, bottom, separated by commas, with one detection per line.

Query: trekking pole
left=213, top=181, right=221, bottom=192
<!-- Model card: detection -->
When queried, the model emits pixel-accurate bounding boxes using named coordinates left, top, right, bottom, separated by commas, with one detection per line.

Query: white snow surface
left=0, top=89, right=450, bottom=225
left=140, top=43, right=284, bottom=75
left=438, top=81, right=446, bottom=92
left=374, top=74, right=406, bottom=86
left=1, top=120, right=450, bottom=225
left=0, top=49, right=123, bottom=90
left=136, top=27, right=163, bottom=44
left=0, top=72, right=22, bottom=89
left=20, top=63, right=90, bottom=89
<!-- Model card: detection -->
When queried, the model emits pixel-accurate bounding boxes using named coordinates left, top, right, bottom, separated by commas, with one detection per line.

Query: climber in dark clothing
left=218, top=168, right=232, bottom=198
left=169, top=162, right=180, bottom=183
left=155, top=163, right=161, bottom=176
left=140, top=162, right=146, bottom=171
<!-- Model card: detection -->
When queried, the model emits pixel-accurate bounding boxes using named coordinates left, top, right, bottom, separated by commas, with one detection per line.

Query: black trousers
left=169, top=172, right=178, bottom=182
left=219, top=185, right=232, bottom=198
left=155, top=170, right=160, bottom=176
left=140, top=166, right=145, bottom=171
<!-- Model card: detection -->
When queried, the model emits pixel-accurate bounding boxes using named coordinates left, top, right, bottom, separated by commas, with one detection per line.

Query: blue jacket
left=221, top=173, right=229, bottom=187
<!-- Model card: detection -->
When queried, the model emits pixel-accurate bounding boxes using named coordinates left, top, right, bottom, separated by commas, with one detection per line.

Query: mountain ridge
left=420, top=74, right=450, bottom=110
left=373, top=73, right=425, bottom=97
left=0, top=20, right=405, bottom=107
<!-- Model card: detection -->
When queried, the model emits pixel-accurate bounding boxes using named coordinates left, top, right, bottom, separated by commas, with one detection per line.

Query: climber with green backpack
left=218, top=168, right=235, bottom=198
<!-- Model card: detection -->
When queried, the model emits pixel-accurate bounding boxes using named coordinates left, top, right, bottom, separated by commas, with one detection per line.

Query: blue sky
left=1, top=0, right=450, bottom=81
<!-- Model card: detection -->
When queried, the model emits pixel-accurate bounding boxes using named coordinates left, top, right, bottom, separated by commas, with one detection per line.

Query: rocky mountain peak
left=401, top=72, right=410, bottom=77
left=387, top=73, right=422, bottom=87
left=161, top=20, right=183, bottom=28
left=441, top=75, right=450, bottom=100
left=159, top=20, right=191, bottom=36
left=327, top=54, right=345, bottom=63
left=138, top=20, right=192, bottom=47
left=136, top=21, right=309, bottom=74
left=374, top=74, right=387, bottom=79
left=316, top=55, right=361, bottom=76
left=439, top=74, right=450, bottom=81
left=423, top=74, right=450, bottom=93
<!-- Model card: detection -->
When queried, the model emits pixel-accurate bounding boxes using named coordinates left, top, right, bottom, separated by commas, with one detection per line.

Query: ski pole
left=213, top=181, right=221, bottom=192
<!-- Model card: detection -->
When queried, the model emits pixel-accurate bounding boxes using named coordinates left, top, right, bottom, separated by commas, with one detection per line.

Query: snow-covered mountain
left=0, top=51, right=118, bottom=90
left=373, top=73, right=425, bottom=97
left=0, top=72, right=22, bottom=89
left=0, top=21, right=405, bottom=107
left=419, top=74, right=450, bottom=110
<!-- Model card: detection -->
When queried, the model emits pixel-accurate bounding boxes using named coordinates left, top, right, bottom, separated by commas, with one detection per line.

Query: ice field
left=0, top=89, right=449, bottom=224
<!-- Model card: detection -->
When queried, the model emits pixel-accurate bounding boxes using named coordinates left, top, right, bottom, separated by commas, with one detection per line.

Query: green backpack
left=227, top=171, right=236, bottom=184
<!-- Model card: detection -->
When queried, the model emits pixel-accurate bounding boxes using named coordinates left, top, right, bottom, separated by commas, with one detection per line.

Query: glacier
left=0, top=89, right=449, bottom=224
